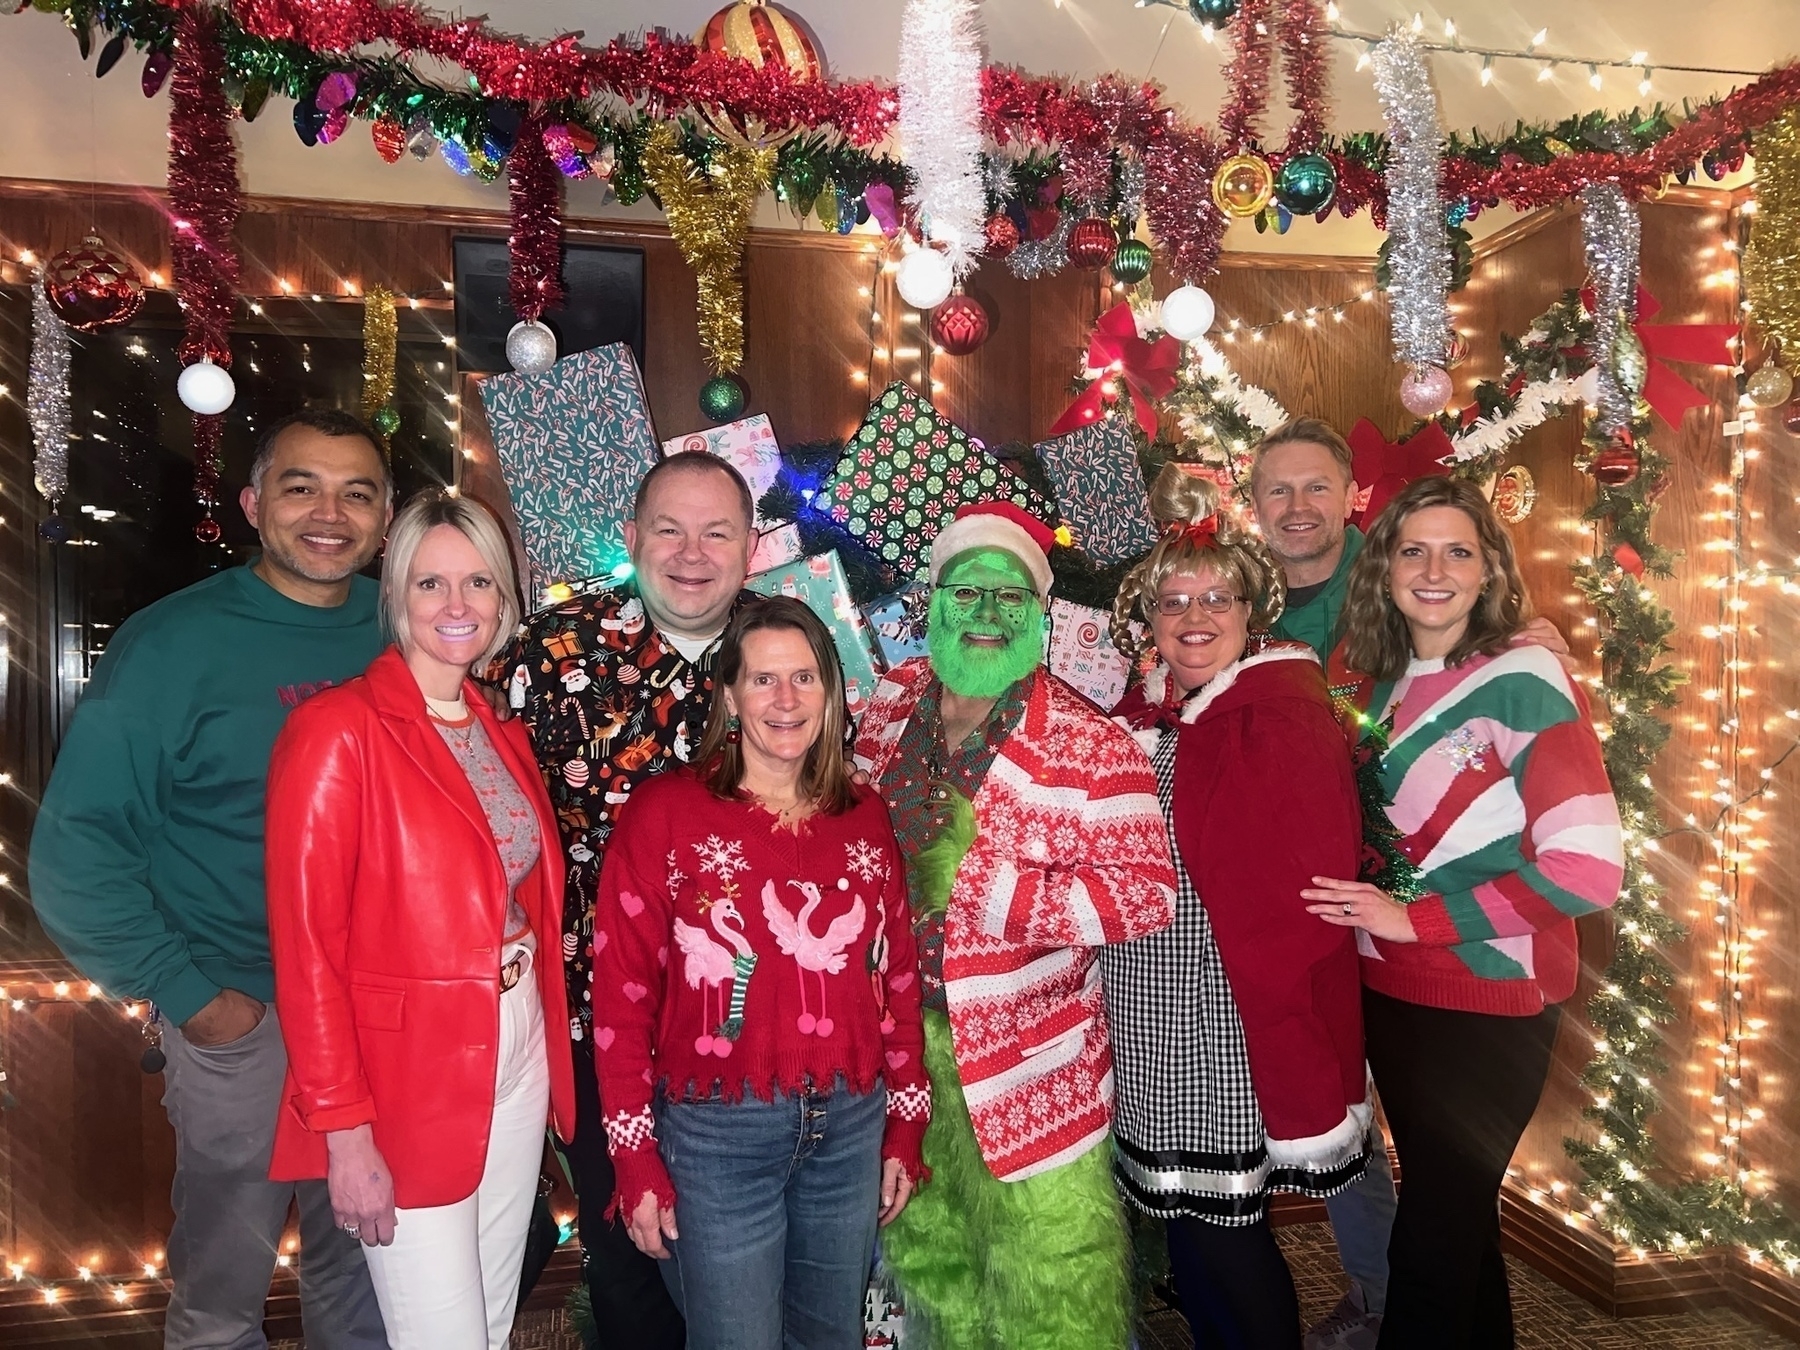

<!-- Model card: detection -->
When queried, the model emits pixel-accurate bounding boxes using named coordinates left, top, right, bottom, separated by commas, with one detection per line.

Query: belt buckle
left=500, top=954, right=525, bottom=992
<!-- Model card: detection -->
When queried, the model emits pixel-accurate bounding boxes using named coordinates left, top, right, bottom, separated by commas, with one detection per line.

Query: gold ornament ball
left=1746, top=365, right=1795, bottom=409
left=1212, top=154, right=1275, bottom=218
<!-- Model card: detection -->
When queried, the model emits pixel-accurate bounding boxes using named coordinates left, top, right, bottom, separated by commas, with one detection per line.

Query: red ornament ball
left=371, top=118, right=406, bottom=164
left=1067, top=217, right=1118, bottom=270
left=985, top=214, right=1021, bottom=258
left=1590, top=436, right=1641, bottom=487
left=697, top=1, right=821, bottom=81
left=194, top=515, right=223, bottom=544
left=1783, top=399, right=1800, bottom=437
left=931, top=294, right=990, bottom=356
left=44, top=234, right=144, bottom=332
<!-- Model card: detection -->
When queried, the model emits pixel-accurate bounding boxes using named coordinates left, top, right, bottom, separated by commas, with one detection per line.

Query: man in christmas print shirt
left=853, top=501, right=1177, bottom=1350
left=492, top=452, right=761, bottom=1349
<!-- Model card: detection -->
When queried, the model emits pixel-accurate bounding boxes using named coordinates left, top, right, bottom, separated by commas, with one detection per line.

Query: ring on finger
left=343, top=1222, right=360, bottom=1236
left=1342, top=902, right=1354, bottom=916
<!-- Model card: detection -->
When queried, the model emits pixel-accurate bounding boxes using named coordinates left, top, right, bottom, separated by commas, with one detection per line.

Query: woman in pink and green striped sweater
left=1304, top=477, right=1624, bottom=1349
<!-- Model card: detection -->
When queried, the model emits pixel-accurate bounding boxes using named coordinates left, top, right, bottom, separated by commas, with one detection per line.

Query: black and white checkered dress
left=1100, top=726, right=1350, bottom=1225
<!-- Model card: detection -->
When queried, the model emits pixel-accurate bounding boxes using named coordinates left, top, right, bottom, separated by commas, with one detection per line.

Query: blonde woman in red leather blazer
left=266, top=490, right=574, bottom=1350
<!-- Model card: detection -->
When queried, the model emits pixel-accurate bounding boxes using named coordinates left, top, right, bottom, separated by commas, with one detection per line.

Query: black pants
left=1165, top=1214, right=1301, bottom=1350
left=569, top=1038, right=686, bottom=1348
left=1364, top=989, right=1563, bottom=1350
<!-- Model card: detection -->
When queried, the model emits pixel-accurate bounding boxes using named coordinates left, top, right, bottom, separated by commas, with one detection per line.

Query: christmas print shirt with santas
left=491, top=580, right=756, bottom=1043
left=593, top=770, right=930, bottom=1217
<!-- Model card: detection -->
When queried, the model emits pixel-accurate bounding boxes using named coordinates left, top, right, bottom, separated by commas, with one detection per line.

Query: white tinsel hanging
left=1371, top=30, right=1450, bottom=373
left=1580, top=182, right=1643, bottom=439
left=898, top=0, right=987, bottom=276
left=28, top=268, right=72, bottom=508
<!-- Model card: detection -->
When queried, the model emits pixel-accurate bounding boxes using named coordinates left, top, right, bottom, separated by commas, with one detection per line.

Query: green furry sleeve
left=910, top=788, right=977, bottom=914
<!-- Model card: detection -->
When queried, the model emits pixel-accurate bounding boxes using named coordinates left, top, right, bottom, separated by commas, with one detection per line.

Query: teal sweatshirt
left=1269, top=526, right=1365, bottom=659
left=28, top=566, right=383, bottom=1026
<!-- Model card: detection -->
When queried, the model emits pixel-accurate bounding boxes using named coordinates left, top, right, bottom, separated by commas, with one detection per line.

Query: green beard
left=927, top=584, right=1044, bottom=700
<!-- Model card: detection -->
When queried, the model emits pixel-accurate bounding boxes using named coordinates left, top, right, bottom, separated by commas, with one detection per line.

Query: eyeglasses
left=936, top=584, right=1034, bottom=610
left=1152, top=591, right=1247, bottom=617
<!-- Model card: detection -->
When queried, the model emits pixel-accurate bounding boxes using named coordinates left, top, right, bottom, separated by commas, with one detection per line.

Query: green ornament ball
left=373, top=405, right=401, bottom=437
left=699, top=374, right=749, bottom=423
left=1187, top=0, right=1240, bottom=24
left=1275, top=153, right=1337, bottom=217
left=1110, top=238, right=1154, bottom=285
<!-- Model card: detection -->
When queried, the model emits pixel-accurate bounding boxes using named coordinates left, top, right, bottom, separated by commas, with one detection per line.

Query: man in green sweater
left=29, top=409, right=392, bottom=1350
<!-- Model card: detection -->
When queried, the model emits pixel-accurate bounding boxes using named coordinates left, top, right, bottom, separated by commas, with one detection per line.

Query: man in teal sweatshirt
left=30, top=408, right=392, bottom=1350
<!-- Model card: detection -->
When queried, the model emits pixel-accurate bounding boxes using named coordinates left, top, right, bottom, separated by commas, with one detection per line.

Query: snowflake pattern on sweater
left=593, top=771, right=928, bottom=1218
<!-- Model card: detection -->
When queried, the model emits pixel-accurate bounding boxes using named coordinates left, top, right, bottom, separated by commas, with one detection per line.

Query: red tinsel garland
left=1279, top=0, right=1331, bottom=155
left=169, top=5, right=242, bottom=518
left=1145, top=126, right=1228, bottom=282
left=1217, top=0, right=1275, bottom=149
left=508, top=113, right=565, bottom=324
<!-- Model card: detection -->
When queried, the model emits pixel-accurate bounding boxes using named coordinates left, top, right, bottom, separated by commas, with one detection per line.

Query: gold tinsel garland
left=1744, top=106, right=1800, bottom=360
left=640, top=125, right=775, bottom=374
left=360, top=285, right=398, bottom=438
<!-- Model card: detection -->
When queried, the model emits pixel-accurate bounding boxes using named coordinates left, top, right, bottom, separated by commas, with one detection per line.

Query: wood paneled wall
left=5, top=177, right=1799, bottom=1337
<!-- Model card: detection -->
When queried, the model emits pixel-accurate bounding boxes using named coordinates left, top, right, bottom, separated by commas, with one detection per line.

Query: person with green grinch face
left=853, top=502, right=1177, bottom=1350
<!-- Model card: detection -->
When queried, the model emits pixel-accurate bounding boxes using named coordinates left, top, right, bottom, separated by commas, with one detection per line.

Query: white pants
left=362, top=962, right=551, bottom=1350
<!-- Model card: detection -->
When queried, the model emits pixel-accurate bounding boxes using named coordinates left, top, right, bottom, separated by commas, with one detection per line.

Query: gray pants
left=1322, top=1098, right=1398, bottom=1315
left=160, top=1005, right=388, bottom=1350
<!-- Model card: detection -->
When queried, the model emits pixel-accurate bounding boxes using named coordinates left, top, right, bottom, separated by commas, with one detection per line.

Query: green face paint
left=926, top=547, right=1045, bottom=699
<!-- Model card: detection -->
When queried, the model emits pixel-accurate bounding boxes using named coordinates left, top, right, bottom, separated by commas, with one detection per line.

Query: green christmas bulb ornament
left=373, top=405, right=402, bottom=437
left=1275, top=153, right=1337, bottom=217
left=1110, top=238, right=1154, bottom=285
left=699, top=374, right=749, bottom=423
left=1187, top=0, right=1240, bottom=24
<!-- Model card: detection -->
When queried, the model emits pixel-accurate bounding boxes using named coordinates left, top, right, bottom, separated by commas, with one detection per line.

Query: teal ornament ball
left=1275, top=153, right=1337, bottom=217
left=1110, top=237, right=1154, bottom=285
left=1187, top=0, right=1240, bottom=24
left=699, top=374, right=749, bottom=423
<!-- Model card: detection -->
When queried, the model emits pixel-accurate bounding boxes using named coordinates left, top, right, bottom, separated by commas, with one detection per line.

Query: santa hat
left=928, top=501, right=1056, bottom=597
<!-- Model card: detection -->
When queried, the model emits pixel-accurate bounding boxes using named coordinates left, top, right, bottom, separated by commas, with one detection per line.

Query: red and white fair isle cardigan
left=855, top=658, right=1177, bottom=1181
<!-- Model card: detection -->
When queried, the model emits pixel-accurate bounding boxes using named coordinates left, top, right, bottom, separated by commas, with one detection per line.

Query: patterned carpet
left=479, top=1222, right=1795, bottom=1349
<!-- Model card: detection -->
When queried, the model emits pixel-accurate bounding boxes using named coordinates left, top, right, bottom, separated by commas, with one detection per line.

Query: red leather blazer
left=265, top=645, right=575, bottom=1209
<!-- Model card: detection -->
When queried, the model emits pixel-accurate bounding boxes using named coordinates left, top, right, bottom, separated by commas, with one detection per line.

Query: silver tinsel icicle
left=1007, top=213, right=1074, bottom=280
left=1371, top=30, right=1450, bottom=371
left=1116, top=156, right=1147, bottom=227
left=1580, top=182, right=1643, bottom=439
left=28, top=268, right=72, bottom=506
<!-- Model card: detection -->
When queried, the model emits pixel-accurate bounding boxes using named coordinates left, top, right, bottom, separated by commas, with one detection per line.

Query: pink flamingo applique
left=762, top=878, right=866, bottom=1037
left=672, top=892, right=758, bottom=1058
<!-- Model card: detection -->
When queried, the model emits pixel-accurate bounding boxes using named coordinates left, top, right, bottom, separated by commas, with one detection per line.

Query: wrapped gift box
left=752, top=520, right=804, bottom=572
left=481, top=344, right=659, bottom=594
left=1048, top=598, right=1131, bottom=712
left=663, top=414, right=801, bottom=572
left=820, top=382, right=1060, bottom=583
left=747, top=551, right=887, bottom=721
left=862, top=584, right=931, bottom=667
left=1035, top=419, right=1159, bottom=565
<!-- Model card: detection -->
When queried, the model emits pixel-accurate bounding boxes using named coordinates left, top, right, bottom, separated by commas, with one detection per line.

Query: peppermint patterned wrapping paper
left=820, top=382, right=1059, bottom=582
left=862, top=583, right=931, bottom=667
left=747, top=550, right=887, bottom=723
left=1048, top=598, right=1132, bottom=712
left=1035, top=419, right=1158, bottom=564
left=482, top=344, right=661, bottom=594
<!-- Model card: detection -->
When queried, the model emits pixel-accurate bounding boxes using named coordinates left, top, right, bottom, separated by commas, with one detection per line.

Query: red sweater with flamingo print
left=592, top=770, right=929, bottom=1217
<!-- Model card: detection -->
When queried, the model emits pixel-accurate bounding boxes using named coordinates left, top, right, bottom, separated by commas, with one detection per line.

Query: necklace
left=426, top=695, right=475, bottom=746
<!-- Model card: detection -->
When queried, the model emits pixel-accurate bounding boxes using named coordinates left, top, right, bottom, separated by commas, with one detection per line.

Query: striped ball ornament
left=697, top=1, right=822, bottom=82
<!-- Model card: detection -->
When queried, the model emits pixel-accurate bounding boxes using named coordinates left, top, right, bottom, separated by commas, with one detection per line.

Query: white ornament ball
left=1159, top=284, right=1216, bottom=342
left=1745, top=364, right=1794, bottom=409
left=505, top=320, right=559, bottom=375
left=177, top=358, right=236, bottom=416
left=895, top=249, right=955, bottom=311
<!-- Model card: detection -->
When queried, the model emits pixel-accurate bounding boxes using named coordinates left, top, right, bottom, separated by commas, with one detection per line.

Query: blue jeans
left=657, top=1081, right=885, bottom=1350
left=1322, top=1097, right=1397, bottom=1315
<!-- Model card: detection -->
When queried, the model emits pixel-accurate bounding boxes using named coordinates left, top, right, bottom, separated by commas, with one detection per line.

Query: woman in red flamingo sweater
left=593, top=597, right=927, bottom=1350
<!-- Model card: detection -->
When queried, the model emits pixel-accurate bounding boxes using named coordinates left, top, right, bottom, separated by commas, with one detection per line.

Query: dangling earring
left=726, top=714, right=741, bottom=745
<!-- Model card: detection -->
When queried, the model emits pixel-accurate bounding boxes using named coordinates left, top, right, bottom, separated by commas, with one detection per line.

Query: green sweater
left=28, top=566, right=382, bottom=1025
left=1269, top=526, right=1365, bottom=659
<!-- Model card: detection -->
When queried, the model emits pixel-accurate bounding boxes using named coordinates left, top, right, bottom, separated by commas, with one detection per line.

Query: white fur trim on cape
left=1129, top=644, right=1321, bottom=726
left=1265, top=1100, right=1373, bottom=1172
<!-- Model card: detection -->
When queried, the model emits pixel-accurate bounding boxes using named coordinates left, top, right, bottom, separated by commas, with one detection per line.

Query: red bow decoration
left=1347, top=418, right=1454, bottom=529
left=1165, top=516, right=1220, bottom=550
left=1578, top=284, right=1738, bottom=428
left=1049, top=302, right=1182, bottom=440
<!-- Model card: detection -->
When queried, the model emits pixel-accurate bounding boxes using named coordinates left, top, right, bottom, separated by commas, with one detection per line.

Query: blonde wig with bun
left=1109, top=463, right=1288, bottom=661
